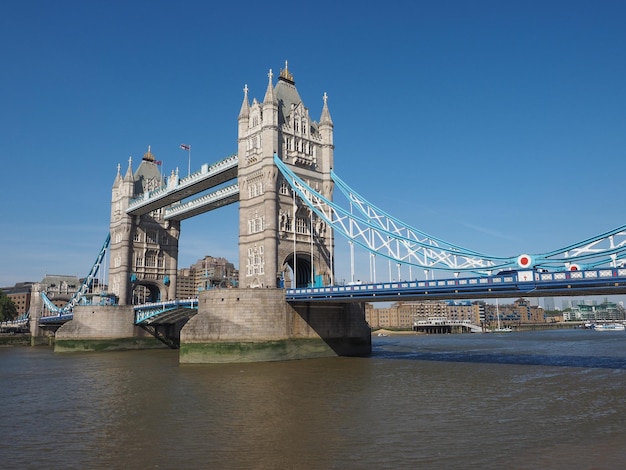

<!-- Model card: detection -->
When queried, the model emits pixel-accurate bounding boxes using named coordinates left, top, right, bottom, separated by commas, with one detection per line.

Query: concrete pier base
left=55, top=305, right=165, bottom=352
left=180, top=288, right=372, bottom=363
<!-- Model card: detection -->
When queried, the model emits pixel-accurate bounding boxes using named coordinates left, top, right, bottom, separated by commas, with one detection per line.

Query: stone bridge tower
left=237, top=63, right=334, bottom=288
left=108, top=148, right=180, bottom=305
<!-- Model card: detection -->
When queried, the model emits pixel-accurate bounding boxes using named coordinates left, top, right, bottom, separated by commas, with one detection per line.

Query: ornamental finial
left=279, top=60, right=294, bottom=82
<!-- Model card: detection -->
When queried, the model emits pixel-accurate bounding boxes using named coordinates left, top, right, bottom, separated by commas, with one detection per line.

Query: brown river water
left=1, top=329, right=626, bottom=469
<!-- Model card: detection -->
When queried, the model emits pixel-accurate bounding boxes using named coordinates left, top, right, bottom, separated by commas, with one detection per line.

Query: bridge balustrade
left=286, top=268, right=626, bottom=302
left=134, top=298, right=199, bottom=325
left=126, top=154, right=238, bottom=215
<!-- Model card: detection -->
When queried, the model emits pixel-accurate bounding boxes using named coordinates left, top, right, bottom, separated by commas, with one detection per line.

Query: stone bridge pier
left=180, top=288, right=371, bottom=363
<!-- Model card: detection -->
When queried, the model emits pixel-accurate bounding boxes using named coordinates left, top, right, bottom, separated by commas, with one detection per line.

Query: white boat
left=493, top=327, right=513, bottom=333
left=594, top=323, right=625, bottom=331
left=493, top=300, right=512, bottom=333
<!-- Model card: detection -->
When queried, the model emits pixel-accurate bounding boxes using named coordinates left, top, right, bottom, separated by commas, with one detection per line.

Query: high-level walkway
left=126, top=154, right=238, bottom=220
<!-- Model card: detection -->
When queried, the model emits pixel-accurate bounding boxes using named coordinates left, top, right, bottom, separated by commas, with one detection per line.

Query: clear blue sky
left=1, top=0, right=626, bottom=291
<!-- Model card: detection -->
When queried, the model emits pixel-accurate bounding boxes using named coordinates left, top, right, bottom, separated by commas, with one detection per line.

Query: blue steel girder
left=134, top=299, right=198, bottom=325
left=331, top=170, right=495, bottom=259
left=535, top=226, right=626, bottom=269
left=0, top=317, right=29, bottom=330
left=274, top=155, right=513, bottom=272
left=39, top=313, right=73, bottom=325
left=286, top=267, right=626, bottom=303
left=39, top=233, right=111, bottom=316
left=275, top=154, right=626, bottom=273
left=332, top=170, right=626, bottom=271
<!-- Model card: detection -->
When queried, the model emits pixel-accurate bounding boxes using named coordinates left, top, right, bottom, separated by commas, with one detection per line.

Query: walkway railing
left=165, top=183, right=239, bottom=220
left=127, top=154, right=238, bottom=215
left=286, top=268, right=626, bottom=302
left=134, top=298, right=199, bottom=324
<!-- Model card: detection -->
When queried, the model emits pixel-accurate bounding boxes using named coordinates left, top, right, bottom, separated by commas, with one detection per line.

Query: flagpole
left=180, top=144, right=191, bottom=176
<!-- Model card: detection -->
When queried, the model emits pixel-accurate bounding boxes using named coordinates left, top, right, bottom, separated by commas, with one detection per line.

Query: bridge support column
left=54, top=305, right=166, bottom=352
left=179, top=288, right=371, bottom=363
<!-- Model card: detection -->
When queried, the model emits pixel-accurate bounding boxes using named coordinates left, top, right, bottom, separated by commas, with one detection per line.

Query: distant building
left=0, top=282, right=34, bottom=315
left=446, top=300, right=481, bottom=325
left=365, top=300, right=482, bottom=329
left=566, top=300, right=625, bottom=322
left=176, top=256, right=238, bottom=298
left=365, top=298, right=546, bottom=330
left=485, top=298, right=545, bottom=328
left=38, top=275, right=81, bottom=311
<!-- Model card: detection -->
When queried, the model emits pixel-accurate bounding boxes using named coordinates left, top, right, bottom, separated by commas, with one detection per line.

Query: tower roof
left=142, top=146, right=156, bottom=162
left=274, top=61, right=303, bottom=125
left=134, top=146, right=163, bottom=193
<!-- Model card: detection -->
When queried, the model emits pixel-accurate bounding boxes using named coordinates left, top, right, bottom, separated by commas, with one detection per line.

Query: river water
left=2, top=329, right=626, bottom=469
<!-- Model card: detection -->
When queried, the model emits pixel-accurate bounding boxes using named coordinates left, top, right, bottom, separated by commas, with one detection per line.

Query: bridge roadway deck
left=126, top=155, right=238, bottom=216
left=39, top=313, right=73, bottom=327
left=134, top=299, right=199, bottom=325
left=286, top=268, right=626, bottom=302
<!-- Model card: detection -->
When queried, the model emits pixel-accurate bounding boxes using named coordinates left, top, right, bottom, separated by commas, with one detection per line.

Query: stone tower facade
left=237, top=63, right=335, bottom=288
left=109, top=149, right=180, bottom=305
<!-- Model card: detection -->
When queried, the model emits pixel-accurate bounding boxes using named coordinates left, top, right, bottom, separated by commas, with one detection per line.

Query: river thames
left=1, top=329, right=626, bottom=469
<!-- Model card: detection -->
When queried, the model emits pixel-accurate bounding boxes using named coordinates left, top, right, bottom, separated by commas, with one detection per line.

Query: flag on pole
left=180, top=144, right=190, bottom=151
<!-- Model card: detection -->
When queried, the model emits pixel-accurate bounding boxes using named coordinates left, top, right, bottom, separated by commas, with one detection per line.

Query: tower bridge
left=30, top=62, right=626, bottom=361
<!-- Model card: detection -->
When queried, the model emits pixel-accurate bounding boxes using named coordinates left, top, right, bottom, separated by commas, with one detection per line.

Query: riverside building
left=365, top=299, right=545, bottom=330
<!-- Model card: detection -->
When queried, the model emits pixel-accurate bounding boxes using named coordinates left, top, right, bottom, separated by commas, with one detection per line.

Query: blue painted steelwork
left=275, top=154, right=626, bottom=273
left=275, top=154, right=512, bottom=272
left=39, top=234, right=111, bottom=324
left=134, top=298, right=199, bottom=325
left=286, top=268, right=626, bottom=302
left=0, top=311, right=30, bottom=331
left=331, top=169, right=503, bottom=262
left=39, top=313, right=74, bottom=325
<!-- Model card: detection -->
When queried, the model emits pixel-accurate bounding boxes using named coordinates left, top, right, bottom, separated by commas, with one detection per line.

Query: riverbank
left=372, top=328, right=419, bottom=336
left=372, top=322, right=583, bottom=336
left=0, top=333, right=32, bottom=347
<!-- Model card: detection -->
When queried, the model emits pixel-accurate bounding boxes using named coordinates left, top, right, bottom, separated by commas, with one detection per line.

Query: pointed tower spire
left=112, top=162, right=121, bottom=185
left=320, top=92, right=333, bottom=126
left=238, top=84, right=250, bottom=119
left=263, top=69, right=276, bottom=105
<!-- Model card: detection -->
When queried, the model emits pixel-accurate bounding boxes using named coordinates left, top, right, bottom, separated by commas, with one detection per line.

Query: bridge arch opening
left=132, top=282, right=163, bottom=304
left=283, top=253, right=313, bottom=289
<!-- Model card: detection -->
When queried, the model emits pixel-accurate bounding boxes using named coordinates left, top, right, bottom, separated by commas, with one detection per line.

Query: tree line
left=0, top=290, right=18, bottom=322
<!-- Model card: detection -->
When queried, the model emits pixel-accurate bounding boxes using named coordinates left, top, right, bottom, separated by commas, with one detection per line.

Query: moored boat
left=492, top=299, right=513, bottom=333
left=594, top=323, right=626, bottom=331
